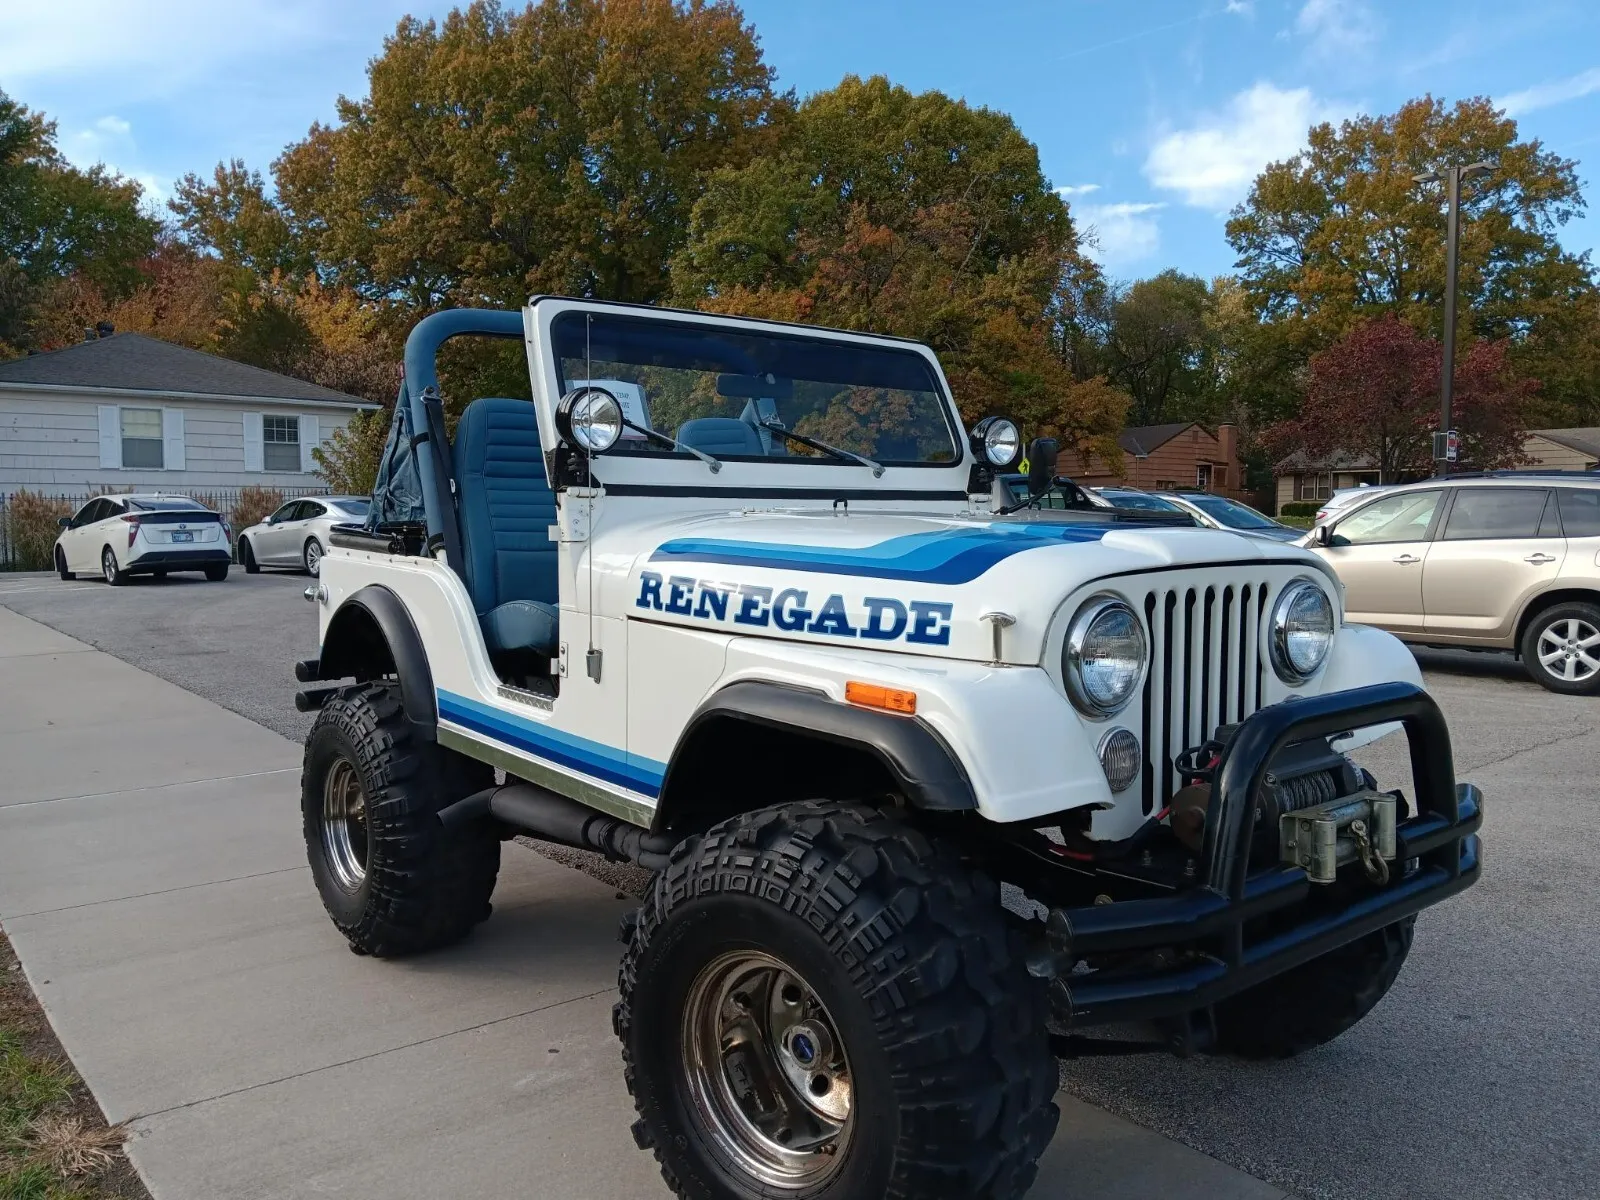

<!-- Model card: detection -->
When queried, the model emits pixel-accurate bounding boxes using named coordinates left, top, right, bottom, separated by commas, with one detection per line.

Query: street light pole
left=1415, top=162, right=1493, bottom=478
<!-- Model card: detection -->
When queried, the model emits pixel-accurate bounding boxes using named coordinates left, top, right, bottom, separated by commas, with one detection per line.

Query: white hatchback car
left=54, top=494, right=232, bottom=584
left=237, top=495, right=370, bottom=576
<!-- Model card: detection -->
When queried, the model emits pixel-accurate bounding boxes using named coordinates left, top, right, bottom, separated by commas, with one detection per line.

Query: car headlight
left=1063, top=595, right=1147, bottom=717
left=1271, top=579, right=1334, bottom=683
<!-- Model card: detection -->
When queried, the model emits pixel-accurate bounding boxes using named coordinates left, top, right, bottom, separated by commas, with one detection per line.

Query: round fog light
left=1098, top=727, right=1141, bottom=793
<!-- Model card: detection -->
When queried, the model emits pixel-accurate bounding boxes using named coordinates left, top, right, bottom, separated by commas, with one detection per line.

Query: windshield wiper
left=624, top=420, right=722, bottom=473
left=759, top=420, right=884, bottom=477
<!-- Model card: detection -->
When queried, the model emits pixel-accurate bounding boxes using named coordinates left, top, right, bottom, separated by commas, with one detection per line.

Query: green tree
left=169, top=159, right=309, bottom=276
left=1097, top=270, right=1218, bottom=426
left=271, top=0, right=789, bottom=308
left=1227, top=95, right=1598, bottom=421
left=313, top=408, right=390, bottom=494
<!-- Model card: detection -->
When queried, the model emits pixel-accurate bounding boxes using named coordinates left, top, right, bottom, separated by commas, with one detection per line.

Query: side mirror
left=268, top=514, right=280, bottom=525
left=1025, top=438, right=1059, bottom=495
left=555, top=386, right=623, bottom=454
left=57, top=516, right=71, bottom=529
left=1314, top=523, right=1332, bottom=546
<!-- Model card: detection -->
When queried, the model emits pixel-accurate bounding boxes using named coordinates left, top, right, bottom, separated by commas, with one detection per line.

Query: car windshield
left=1180, top=493, right=1278, bottom=529
left=128, top=497, right=208, bottom=512
left=1101, top=490, right=1182, bottom=513
left=552, top=312, right=960, bottom=466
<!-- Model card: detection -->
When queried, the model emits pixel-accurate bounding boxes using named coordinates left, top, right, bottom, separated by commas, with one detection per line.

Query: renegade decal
left=636, top=572, right=953, bottom=645
left=649, top=523, right=1108, bottom=585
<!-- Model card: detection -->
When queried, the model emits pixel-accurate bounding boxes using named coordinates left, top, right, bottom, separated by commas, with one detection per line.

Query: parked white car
left=237, top=495, right=370, bottom=576
left=1315, top=484, right=1396, bottom=525
left=54, top=494, right=231, bottom=584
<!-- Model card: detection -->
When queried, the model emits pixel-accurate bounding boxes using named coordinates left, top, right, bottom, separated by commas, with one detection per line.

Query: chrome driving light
left=1098, top=727, right=1141, bottom=793
left=1063, top=594, right=1147, bottom=717
left=1271, top=578, right=1335, bottom=683
left=969, top=415, right=1023, bottom=469
left=555, top=386, right=623, bottom=454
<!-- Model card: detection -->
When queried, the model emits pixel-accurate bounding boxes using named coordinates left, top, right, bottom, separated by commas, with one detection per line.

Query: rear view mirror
left=716, top=373, right=793, bottom=400
left=1026, top=438, right=1059, bottom=496
left=57, top=516, right=70, bottom=529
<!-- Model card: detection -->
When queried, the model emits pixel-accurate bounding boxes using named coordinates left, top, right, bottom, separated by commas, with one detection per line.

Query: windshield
left=1100, top=490, right=1182, bottom=513
left=128, top=497, right=208, bottom=512
left=552, top=312, right=959, bottom=467
left=1181, top=493, right=1278, bottom=529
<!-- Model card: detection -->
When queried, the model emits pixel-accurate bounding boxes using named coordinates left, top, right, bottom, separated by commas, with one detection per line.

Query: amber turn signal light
left=845, top=681, right=916, bottom=714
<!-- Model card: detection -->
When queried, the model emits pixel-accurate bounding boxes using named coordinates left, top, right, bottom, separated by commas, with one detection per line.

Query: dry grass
left=12, top=1116, right=128, bottom=1177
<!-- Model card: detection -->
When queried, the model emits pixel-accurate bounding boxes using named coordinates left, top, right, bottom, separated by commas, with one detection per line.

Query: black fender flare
left=656, top=680, right=976, bottom=830
left=318, top=584, right=436, bottom=733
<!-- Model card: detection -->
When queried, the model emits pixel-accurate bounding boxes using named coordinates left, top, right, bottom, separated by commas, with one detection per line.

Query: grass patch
left=0, top=929, right=146, bottom=1200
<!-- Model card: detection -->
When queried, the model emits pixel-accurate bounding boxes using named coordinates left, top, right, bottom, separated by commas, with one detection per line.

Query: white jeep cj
left=296, top=298, right=1483, bottom=1200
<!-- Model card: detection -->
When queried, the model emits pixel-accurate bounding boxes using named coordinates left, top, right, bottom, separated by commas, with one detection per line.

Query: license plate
left=171, top=531, right=193, bottom=543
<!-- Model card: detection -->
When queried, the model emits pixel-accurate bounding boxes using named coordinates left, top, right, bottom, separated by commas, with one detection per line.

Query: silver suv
left=1308, top=474, right=1600, bottom=693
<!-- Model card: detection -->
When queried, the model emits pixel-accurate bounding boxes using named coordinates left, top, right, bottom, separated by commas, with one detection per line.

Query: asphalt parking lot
left=2, top=568, right=1597, bottom=1200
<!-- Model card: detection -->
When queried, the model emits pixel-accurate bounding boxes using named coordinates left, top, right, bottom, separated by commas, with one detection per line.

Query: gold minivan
left=1306, top=476, right=1600, bottom=694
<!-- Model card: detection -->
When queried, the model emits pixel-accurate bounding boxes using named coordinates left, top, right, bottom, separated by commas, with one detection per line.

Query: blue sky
left=2, top=0, right=1596, bottom=283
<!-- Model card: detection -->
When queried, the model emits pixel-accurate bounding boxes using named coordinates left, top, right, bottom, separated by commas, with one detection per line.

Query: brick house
left=1069, top=422, right=1246, bottom=496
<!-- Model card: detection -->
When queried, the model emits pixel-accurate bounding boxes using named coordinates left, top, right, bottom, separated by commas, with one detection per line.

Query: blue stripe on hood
left=650, top=523, right=1107, bottom=585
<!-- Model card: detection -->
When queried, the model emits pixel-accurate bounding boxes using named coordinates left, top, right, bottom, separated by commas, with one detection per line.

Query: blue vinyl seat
left=451, top=398, right=559, bottom=660
left=676, top=417, right=764, bottom=457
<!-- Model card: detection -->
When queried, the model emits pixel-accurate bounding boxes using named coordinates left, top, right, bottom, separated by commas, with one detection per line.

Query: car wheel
left=302, top=683, right=499, bottom=956
left=617, top=802, right=1058, bottom=1200
left=55, top=547, right=75, bottom=581
left=204, top=563, right=229, bottom=581
left=240, top=537, right=260, bottom=574
left=1520, top=601, right=1600, bottom=695
left=303, top=538, right=323, bottom=576
left=101, top=546, right=126, bottom=586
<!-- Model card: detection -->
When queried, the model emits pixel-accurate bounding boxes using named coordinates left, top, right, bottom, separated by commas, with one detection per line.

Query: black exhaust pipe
left=437, top=781, right=676, bottom=871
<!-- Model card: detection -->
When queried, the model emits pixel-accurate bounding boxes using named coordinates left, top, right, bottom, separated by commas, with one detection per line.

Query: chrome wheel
left=101, top=549, right=117, bottom=583
left=1537, top=618, right=1600, bottom=683
left=304, top=540, right=322, bottom=575
left=321, top=758, right=369, bottom=891
left=681, top=950, right=854, bottom=1189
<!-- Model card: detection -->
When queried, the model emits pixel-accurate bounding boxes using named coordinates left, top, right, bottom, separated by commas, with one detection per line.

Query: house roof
left=1528, top=428, right=1600, bottom=460
left=1273, top=448, right=1380, bottom=473
left=0, top=333, right=371, bottom=407
left=1118, top=422, right=1194, bottom=457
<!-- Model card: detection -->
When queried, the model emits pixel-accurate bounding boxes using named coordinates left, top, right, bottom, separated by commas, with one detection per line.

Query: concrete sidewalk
left=0, top=605, right=1290, bottom=1199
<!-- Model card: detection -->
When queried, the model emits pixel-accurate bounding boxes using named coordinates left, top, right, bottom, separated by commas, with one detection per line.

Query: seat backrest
left=451, top=398, right=557, bottom=617
left=677, top=417, right=764, bottom=458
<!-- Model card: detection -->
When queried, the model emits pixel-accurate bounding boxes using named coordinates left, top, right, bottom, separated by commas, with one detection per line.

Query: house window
left=121, top=408, right=164, bottom=469
left=1196, top=464, right=1213, bottom=490
left=1295, top=472, right=1332, bottom=501
left=263, top=415, right=301, bottom=472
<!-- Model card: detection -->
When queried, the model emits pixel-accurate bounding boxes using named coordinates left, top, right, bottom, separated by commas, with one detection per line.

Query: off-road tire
left=55, top=547, right=74, bottom=580
left=204, top=563, right=229, bottom=581
left=101, top=546, right=125, bottom=586
left=1519, top=600, right=1600, bottom=696
left=302, top=683, right=499, bottom=956
left=616, top=802, right=1059, bottom=1200
left=1212, top=917, right=1414, bottom=1059
left=240, top=538, right=260, bottom=573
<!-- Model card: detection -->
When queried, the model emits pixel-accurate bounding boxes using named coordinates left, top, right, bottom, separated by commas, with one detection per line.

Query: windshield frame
left=535, top=301, right=969, bottom=478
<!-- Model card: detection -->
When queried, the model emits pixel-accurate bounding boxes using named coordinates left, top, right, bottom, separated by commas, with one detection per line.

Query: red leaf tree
left=1267, top=313, right=1535, bottom=482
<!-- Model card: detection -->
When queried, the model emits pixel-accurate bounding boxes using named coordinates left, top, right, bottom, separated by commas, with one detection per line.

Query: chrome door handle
left=1392, top=554, right=1421, bottom=565
left=1525, top=553, right=1556, bottom=565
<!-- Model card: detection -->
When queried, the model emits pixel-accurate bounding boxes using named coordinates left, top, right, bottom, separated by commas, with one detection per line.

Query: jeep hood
left=610, top=509, right=1333, bottom=665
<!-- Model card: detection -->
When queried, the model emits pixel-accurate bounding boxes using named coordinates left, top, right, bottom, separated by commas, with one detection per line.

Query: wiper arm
left=759, top=420, right=884, bottom=477
left=624, top=420, right=721, bottom=473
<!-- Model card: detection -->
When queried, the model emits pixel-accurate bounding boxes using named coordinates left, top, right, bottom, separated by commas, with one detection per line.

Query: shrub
left=2, top=490, right=75, bottom=571
left=1279, top=501, right=1320, bottom=518
left=230, top=485, right=285, bottom=535
left=313, top=409, right=388, bottom=496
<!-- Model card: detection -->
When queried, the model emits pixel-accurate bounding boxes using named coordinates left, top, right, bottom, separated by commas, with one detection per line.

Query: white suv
left=54, top=494, right=231, bottom=584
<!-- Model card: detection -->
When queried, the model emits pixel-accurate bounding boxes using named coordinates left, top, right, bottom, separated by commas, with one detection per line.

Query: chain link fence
left=0, top=486, right=333, bottom=570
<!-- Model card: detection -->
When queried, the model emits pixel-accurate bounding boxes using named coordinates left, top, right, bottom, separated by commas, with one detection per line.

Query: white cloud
left=1225, top=1, right=1254, bottom=15
left=1144, top=82, right=1341, bottom=210
left=1501, top=67, right=1600, bottom=117
left=1076, top=202, right=1165, bottom=268
left=1055, top=183, right=1102, bottom=197
left=1294, top=0, right=1380, bottom=59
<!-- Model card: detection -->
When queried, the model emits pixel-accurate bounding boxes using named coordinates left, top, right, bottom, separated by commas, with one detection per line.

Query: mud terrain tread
left=302, top=683, right=498, bottom=956
left=1213, top=916, right=1414, bottom=1059
left=616, top=801, right=1059, bottom=1200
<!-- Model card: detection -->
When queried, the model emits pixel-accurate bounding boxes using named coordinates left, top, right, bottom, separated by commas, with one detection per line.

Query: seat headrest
left=676, top=417, right=764, bottom=458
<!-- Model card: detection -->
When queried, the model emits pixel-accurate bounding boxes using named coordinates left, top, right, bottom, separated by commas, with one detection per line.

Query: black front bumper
left=125, top=549, right=231, bottom=574
left=1038, top=681, right=1482, bottom=1028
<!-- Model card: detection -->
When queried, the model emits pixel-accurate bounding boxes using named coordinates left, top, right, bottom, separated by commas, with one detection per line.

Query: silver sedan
left=237, top=495, right=369, bottom=576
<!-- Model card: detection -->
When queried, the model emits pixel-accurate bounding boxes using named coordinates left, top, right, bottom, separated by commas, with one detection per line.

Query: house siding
left=1071, top=424, right=1253, bottom=501
left=1522, top=434, right=1597, bottom=471
left=0, top=389, right=363, bottom=494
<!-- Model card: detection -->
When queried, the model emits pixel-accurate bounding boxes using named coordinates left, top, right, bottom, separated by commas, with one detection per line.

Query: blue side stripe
left=437, top=690, right=665, bottom=797
left=651, top=524, right=1107, bottom=585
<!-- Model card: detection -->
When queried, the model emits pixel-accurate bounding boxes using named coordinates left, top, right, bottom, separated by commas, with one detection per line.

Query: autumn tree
left=1090, top=270, right=1222, bottom=427
left=671, top=74, right=1125, bottom=457
left=1266, top=313, right=1534, bottom=483
left=169, top=159, right=309, bottom=277
left=1228, top=95, right=1598, bottom=422
left=264, top=0, right=789, bottom=309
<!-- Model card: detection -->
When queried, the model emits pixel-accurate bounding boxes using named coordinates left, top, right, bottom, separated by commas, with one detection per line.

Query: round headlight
left=1271, top=579, right=1334, bottom=683
left=556, top=386, right=623, bottom=454
left=1098, top=727, right=1141, bottom=793
left=1064, top=595, right=1147, bottom=716
left=970, top=416, right=1022, bottom=469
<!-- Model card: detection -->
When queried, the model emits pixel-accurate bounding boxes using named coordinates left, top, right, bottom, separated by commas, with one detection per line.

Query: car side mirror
left=268, top=515, right=280, bottom=525
left=1314, top=523, right=1332, bottom=546
left=57, top=516, right=71, bottom=529
left=1025, top=438, right=1059, bottom=496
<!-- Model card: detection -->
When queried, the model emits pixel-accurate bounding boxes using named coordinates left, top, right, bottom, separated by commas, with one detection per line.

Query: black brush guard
left=1033, top=681, right=1482, bottom=1028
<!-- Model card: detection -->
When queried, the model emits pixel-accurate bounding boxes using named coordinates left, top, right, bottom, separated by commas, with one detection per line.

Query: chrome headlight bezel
left=1270, top=577, right=1335, bottom=684
left=1063, top=593, right=1148, bottom=718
